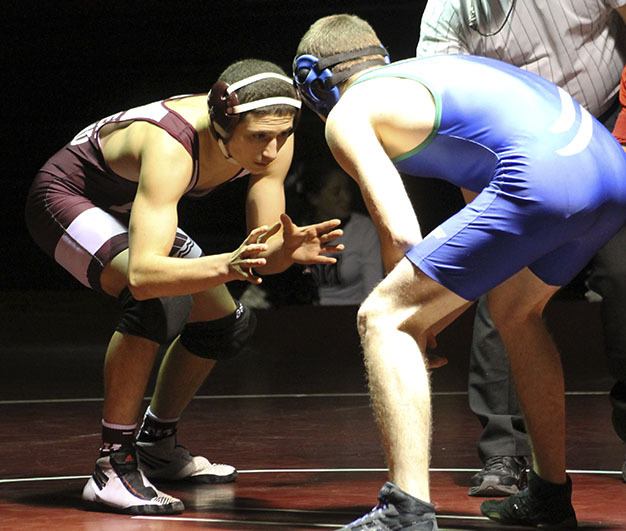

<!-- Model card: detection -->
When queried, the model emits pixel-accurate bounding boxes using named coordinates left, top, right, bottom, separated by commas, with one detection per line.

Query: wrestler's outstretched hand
left=227, top=223, right=281, bottom=284
left=267, top=213, right=344, bottom=265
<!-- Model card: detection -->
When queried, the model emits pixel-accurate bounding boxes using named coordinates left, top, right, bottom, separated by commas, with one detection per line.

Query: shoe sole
left=468, top=480, right=520, bottom=497
left=83, top=499, right=185, bottom=515
left=187, top=470, right=238, bottom=484
left=482, top=513, right=578, bottom=529
left=148, top=470, right=238, bottom=485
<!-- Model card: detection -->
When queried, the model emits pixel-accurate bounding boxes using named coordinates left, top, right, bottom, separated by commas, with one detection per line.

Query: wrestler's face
left=227, top=113, right=295, bottom=172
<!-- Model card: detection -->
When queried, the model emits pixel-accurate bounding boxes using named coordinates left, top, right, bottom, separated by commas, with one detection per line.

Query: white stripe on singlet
left=53, top=208, right=203, bottom=288
left=55, top=207, right=127, bottom=287
left=416, top=0, right=626, bottom=116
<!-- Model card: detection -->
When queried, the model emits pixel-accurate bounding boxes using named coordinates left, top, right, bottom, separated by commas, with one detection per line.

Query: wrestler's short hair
left=209, top=58, right=301, bottom=140
left=293, top=15, right=389, bottom=117
left=296, top=14, right=386, bottom=78
left=216, top=59, right=299, bottom=118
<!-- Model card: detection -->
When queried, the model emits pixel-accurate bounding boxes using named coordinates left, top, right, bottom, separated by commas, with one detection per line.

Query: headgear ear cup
left=208, top=80, right=241, bottom=139
left=293, top=46, right=390, bottom=117
left=293, top=54, right=341, bottom=117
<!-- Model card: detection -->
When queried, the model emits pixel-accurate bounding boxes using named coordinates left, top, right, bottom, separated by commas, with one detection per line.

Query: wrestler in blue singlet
left=354, top=55, right=626, bottom=300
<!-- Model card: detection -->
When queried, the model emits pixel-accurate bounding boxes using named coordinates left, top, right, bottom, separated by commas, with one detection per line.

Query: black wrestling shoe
left=339, top=482, right=438, bottom=530
left=468, top=455, right=529, bottom=497
left=480, top=469, right=577, bottom=528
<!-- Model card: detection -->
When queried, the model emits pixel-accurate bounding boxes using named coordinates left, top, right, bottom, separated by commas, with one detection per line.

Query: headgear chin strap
left=208, top=72, right=302, bottom=142
left=293, top=45, right=390, bottom=117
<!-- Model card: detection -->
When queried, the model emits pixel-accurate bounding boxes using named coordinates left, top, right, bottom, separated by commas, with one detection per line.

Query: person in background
left=611, top=65, right=626, bottom=481
left=241, top=159, right=383, bottom=308
left=301, top=160, right=383, bottom=305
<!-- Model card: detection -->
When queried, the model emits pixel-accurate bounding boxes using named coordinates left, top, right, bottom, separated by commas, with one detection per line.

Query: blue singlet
left=352, top=55, right=626, bottom=300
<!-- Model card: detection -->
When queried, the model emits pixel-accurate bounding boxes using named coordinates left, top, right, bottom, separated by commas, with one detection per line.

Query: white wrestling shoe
left=82, top=449, right=184, bottom=515
left=136, top=435, right=238, bottom=484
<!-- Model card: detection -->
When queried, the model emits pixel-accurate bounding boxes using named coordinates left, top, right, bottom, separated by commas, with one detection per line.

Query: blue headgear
left=293, top=45, right=390, bottom=117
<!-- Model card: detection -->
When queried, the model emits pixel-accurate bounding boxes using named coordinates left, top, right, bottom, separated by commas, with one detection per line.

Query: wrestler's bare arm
left=245, top=134, right=292, bottom=230
left=247, top=135, right=344, bottom=274
left=126, top=126, right=268, bottom=299
left=325, top=78, right=435, bottom=272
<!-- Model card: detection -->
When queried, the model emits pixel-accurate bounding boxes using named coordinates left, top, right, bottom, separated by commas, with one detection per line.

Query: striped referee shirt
left=416, top=0, right=626, bottom=117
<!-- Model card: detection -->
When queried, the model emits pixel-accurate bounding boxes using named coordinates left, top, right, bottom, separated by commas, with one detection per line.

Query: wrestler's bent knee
left=357, top=293, right=382, bottom=339
left=179, top=301, right=256, bottom=360
left=116, top=288, right=193, bottom=344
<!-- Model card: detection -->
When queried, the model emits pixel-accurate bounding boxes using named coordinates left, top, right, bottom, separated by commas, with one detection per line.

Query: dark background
left=3, top=0, right=467, bottom=292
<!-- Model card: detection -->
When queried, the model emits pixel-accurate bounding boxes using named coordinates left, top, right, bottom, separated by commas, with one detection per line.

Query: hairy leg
left=358, top=258, right=470, bottom=501
left=102, top=332, right=160, bottom=424
left=487, top=268, right=563, bottom=483
left=100, top=250, right=160, bottom=424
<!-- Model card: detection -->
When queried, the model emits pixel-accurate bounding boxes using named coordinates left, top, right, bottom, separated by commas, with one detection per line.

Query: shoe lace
left=484, top=455, right=523, bottom=474
left=350, top=501, right=390, bottom=528
left=508, top=489, right=533, bottom=518
left=172, top=443, right=232, bottom=469
left=154, top=494, right=178, bottom=504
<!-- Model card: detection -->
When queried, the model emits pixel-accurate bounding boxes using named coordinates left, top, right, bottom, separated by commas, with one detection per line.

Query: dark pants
left=469, top=100, right=626, bottom=462
left=469, top=295, right=531, bottom=462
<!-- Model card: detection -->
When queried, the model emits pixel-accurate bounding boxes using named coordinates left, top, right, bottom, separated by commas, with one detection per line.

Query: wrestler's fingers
left=309, top=255, right=338, bottom=265
left=240, top=243, right=268, bottom=256
left=426, top=354, right=448, bottom=370
left=320, top=244, right=344, bottom=254
left=320, top=229, right=344, bottom=241
left=245, top=225, right=270, bottom=245
left=314, top=219, right=342, bottom=234
left=256, top=221, right=282, bottom=243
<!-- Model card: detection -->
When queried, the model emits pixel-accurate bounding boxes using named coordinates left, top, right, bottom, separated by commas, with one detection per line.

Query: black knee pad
left=116, top=288, right=193, bottom=344
left=179, top=301, right=256, bottom=359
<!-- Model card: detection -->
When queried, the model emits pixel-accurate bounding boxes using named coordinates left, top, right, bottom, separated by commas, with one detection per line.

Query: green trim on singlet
left=349, top=59, right=442, bottom=163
